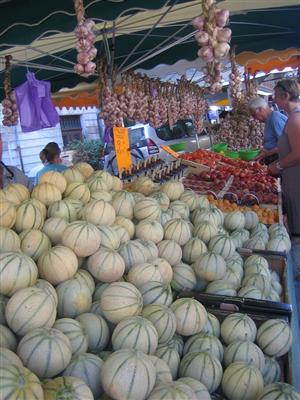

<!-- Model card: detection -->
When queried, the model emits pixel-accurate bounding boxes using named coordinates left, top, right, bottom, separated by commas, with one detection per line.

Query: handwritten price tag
left=113, top=127, right=132, bottom=171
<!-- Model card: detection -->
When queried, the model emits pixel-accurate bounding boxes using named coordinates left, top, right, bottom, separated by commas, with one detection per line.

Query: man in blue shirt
left=249, top=97, right=287, bottom=162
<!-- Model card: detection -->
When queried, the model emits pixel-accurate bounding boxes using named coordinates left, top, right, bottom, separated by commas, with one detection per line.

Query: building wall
left=1, top=106, right=101, bottom=177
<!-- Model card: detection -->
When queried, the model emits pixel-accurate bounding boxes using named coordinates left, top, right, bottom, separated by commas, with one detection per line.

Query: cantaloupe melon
left=0, top=365, right=43, bottom=399
left=87, top=247, right=125, bottom=283
left=118, top=239, right=147, bottom=271
left=17, top=327, right=72, bottom=378
left=183, top=332, right=223, bottom=361
left=0, top=347, right=23, bottom=367
left=19, top=229, right=51, bottom=261
left=76, top=313, right=109, bottom=352
left=47, top=199, right=77, bottom=222
left=242, top=273, right=271, bottom=296
left=150, top=191, right=170, bottom=211
left=42, top=216, right=68, bottom=245
left=73, top=161, right=94, bottom=178
left=135, top=219, right=164, bottom=243
left=157, top=239, right=182, bottom=266
left=0, top=226, right=20, bottom=252
left=171, top=262, right=197, bottom=292
left=244, top=210, right=259, bottom=230
left=63, top=167, right=85, bottom=183
left=90, top=189, right=112, bottom=202
left=74, top=270, right=95, bottom=294
left=101, top=349, right=156, bottom=400
left=14, top=200, right=44, bottom=233
left=0, top=252, right=38, bottom=296
left=137, top=238, right=159, bottom=262
left=256, top=319, right=292, bottom=358
left=142, top=304, right=176, bottom=345
left=148, top=355, right=173, bottom=385
left=115, top=215, right=135, bottom=238
left=31, top=183, right=62, bottom=206
left=221, top=313, right=257, bottom=344
left=5, top=183, right=30, bottom=203
left=81, top=199, right=116, bottom=225
left=224, top=211, right=246, bottom=231
left=112, top=225, right=130, bottom=244
left=37, top=245, right=78, bottom=285
left=63, top=182, right=90, bottom=203
left=202, top=312, right=221, bottom=337
left=224, top=340, right=265, bottom=371
left=262, top=356, right=281, bottom=385
left=56, top=278, right=92, bottom=318
left=0, top=294, right=8, bottom=325
left=127, top=262, right=163, bottom=288
left=148, top=381, right=197, bottom=400
left=238, top=286, right=264, bottom=300
left=112, top=176, right=123, bottom=191
left=40, top=170, right=67, bottom=193
left=112, top=316, right=158, bottom=354
left=62, top=353, right=104, bottom=398
left=97, top=224, right=120, bottom=250
left=179, top=351, right=223, bottom=393
left=257, top=383, right=300, bottom=400
left=169, top=200, right=190, bottom=219
left=205, top=280, right=237, bottom=296
left=43, top=376, right=94, bottom=400
left=91, top=170, right=113, bottom=190
left=163, top=218, right=191, bottom=245
left=111, top=191, right=135, bottom=219
left=193, top=220, right=219, bottom=244
left=34, top=279, right=58, bottom=306
left=171, top=298, right=207, bottom=336
left=193, top=251, right=227, bottom=282
left=134, top=197, right=161, bottom=221
left=208, top=234, right=236, bottom=260
left=152, top=258, right=173, bottom=284
left=155, top=343, right=180, bottom=380
left=139, top=281, right=173, bottom=307
left=0, top=188, right=20, bottom=205
left=160, top=180, right=184, bottom=200
left=61, top=221, right=101, bottom=257
left=177, top=377, right=211, bottom=400
left=182, top=237, right=207, bottom=264
left=5, top=286, right=56, bottom=336
left=222, top=362, right=264, bottom=400
left=53, top=318, right=88, bottom=356
left=180, top=190, right=200, bottom=211
left=100, top=282, right=143, bottom=323
left=0, top=324, right=17, bottom=351
left=86, top=176, right=109, bottom=192
left=131, top=176, right=155, bottom=195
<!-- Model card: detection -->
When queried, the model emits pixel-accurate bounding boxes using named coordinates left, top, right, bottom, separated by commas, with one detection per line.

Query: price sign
left=113, top=127, right=132, bottom=171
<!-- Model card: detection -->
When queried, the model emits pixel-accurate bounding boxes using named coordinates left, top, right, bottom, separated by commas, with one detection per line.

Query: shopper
left=35, top=142, right=67, bottom=183
left=249, top=97, right=287, bottom=164
left=269, top=79, right=300, bottom=243
left=0, top=134, right=33, bottom=189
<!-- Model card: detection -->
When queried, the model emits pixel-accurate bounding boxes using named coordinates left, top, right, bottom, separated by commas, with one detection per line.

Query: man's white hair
left=248, top=97, right=269, bottom=110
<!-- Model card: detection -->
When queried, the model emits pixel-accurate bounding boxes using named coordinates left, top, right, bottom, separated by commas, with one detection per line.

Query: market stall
left=0, top=0, right=300, bottom=399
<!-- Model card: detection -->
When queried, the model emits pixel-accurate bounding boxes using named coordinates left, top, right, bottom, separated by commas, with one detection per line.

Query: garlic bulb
left=74, top=0, right=97, bottom=77
left=2, top=56, right=18, bottom=127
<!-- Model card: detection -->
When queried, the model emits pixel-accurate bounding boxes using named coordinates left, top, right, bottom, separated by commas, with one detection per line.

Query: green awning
left=0, top=0, right=299, bottom=95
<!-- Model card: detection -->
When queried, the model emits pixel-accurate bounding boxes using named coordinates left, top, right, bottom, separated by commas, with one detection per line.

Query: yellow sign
left=113, top=127, right=132, bottom=171
left=160, top=145, right=179, bottom=159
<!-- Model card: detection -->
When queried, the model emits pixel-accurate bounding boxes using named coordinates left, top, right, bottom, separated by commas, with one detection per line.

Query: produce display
left=181, top=149, right=279, bottom=205
left=0, top=166, right=297, bottom=400
left=209, top=50, right=264, bottom=149
left=193, top=0, right=231, bottom=93
left=99, top=68, right=207, bottom=131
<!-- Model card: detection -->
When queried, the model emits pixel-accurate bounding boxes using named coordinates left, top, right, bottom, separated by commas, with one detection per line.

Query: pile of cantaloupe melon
left=0, top=163, right=298, bottom=400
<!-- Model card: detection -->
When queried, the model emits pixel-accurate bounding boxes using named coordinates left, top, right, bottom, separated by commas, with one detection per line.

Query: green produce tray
left=169, top=142, right=186, bottom=152
left=224, top=149, right=240, bottom=159
left=212, top=142, right=228, bottom=153
left=239, top=148, right=260, bottom=161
